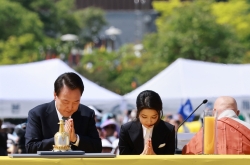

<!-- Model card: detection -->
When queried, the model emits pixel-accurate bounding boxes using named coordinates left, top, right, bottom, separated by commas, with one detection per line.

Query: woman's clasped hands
left=141, top=138, right=156, bottom=155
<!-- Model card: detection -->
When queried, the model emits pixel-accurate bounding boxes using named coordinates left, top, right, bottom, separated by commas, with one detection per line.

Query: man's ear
left=213, top=109, right=216, bottom=115
left=236, top=110, right=240, bottom=116
left=54, top=92, right=57, bottom=100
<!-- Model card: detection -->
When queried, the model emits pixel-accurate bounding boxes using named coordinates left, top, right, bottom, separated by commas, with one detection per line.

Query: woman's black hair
left=136, top=90, right=163, bottom=123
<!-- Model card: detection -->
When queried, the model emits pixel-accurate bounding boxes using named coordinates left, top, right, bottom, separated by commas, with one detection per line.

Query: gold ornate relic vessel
left=53, top=119, right=71, bottom=152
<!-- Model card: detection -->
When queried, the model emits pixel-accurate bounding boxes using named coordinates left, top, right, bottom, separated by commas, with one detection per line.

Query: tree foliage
left=0, top=0, right=44, bottom=64
left=0, top=0, right=43, bottom=41
left=211, top=0, right=250, bottom=63
left=10, top=0, right=107, bottom=42
left=212, top=0, right=250, bottom=42
left=78, top=0, right=248, bottom=95
left=76, top=44, right=167, bottom=95
left=10, top=0, right=80, bottom=38
left=75, top=7, right=107, bottom=44
left=0, top=0, right=106, bottom=65
left=0, top=34, right=41, bottom=64
left=150, top=0, right=245, bottom=64
left=1, top=0, right=249, bottom=95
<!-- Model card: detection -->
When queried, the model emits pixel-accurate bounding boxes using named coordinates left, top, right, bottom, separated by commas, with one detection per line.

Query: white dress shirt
left=142, top=125, right=154, bottom=145
left=55, top=102, right=80, bottom=146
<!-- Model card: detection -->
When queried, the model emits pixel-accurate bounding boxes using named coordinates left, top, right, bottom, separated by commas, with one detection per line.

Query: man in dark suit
left=25, top=72, right=102, bottom=153
left=0, top=119, right=7, bottom=156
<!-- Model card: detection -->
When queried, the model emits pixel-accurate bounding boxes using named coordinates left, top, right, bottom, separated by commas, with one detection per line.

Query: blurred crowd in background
left=1, top=104, right=250, bottom=155
left=0, top=105, right=202, bottom=156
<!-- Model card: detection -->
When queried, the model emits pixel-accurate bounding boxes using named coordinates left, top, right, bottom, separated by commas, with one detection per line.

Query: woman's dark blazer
left=119, top=120, right=175, bottom=155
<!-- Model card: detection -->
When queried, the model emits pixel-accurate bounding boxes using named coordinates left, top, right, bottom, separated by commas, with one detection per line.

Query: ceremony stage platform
left=1, top=155, right=250, bottom=165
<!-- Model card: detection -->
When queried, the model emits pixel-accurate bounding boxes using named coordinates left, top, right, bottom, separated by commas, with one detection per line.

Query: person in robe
left=182, top=96, right=250, bottom=154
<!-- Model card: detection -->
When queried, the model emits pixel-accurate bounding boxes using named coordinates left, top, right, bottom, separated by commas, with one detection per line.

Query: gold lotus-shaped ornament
left=53, top=119, right=71, bottom=152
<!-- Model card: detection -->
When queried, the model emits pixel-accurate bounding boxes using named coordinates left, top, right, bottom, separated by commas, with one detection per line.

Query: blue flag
left=178, top=99, right=194, bottom=122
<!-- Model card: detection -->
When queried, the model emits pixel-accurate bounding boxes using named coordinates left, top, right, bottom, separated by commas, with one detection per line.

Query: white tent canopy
left=0, top=59, right=122, bottom=118
left=124, top=58, right=250, bottom=114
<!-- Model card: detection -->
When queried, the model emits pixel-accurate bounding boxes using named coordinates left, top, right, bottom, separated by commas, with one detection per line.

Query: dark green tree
left=75, top=7, right=107, bottom=45
left=0, top=0, right=43, bottom=41
left=0, top=0, right=44, bottom=64
left=0, top=0, right=107, bottom=65
left=10, top=0, right=80, bottom=38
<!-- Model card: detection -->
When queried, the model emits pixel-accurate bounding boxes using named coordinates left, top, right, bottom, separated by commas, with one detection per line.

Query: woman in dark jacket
left=119, top=90, right=175, bottom=155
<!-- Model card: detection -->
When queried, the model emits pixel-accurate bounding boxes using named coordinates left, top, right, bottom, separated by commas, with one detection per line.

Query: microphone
left=175, top=99, right=208, bottom=154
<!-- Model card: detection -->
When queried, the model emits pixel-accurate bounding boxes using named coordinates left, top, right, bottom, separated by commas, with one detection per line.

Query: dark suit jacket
left=0, top=132, right=7, bottom=156
left=119, top=120, right=175, bottom=155
left=25, top=100, right=102, bottom=153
